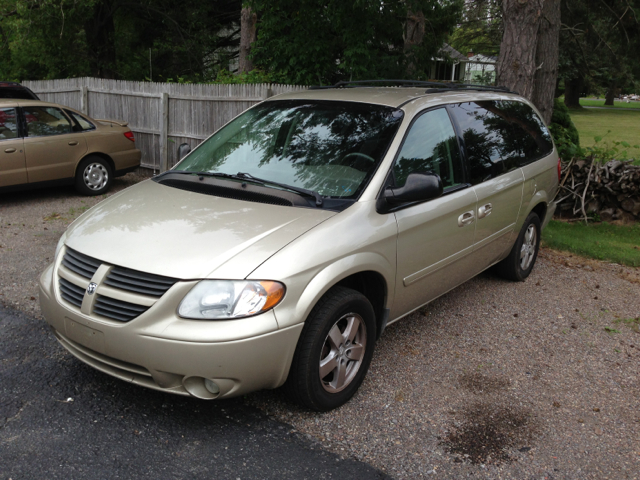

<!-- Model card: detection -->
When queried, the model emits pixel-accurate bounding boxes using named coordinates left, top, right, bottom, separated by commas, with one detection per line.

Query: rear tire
left=75, top=156, right=113, bottom=196
left=284, top=286, right=376, bottom=411
left=493, top=212, right=541, bottom=281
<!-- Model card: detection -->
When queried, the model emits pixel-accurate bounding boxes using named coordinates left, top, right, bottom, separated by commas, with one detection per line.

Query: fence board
left=22, top=77, right=306, bottom=172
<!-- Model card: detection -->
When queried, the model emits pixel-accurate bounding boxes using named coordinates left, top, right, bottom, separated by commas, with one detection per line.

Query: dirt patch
left=459, top=372, right=510, bottom=394
left=441, top=403, right=538, bottom=465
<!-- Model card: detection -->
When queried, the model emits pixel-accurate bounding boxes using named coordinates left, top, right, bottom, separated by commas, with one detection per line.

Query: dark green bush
left=549, top=98, right=581, bottom=160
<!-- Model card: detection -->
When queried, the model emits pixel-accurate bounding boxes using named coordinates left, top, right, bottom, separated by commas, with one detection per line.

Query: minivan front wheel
left=285, top=286, right=376, bottom=411
left=494, top=212, right=541, bottom=281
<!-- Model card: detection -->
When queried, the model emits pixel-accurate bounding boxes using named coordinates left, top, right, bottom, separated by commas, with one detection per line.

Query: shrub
left=549, top=98, right=581, bottom=160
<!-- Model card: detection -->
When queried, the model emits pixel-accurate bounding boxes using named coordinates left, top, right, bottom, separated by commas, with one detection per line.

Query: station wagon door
left=0, top=107, right=27, bottom=187
left=390, top=108, right=478, bottom=319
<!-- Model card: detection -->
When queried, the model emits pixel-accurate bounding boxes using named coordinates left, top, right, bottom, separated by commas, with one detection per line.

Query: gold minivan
left=39, top=83, right=559, bottom=411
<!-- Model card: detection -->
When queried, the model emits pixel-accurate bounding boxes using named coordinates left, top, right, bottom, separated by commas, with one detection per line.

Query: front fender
left=272, top=252, right=395, bottom=330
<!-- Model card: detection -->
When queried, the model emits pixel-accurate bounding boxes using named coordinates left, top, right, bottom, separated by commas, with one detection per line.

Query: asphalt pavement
left=0, top=306, right=388, bottom=480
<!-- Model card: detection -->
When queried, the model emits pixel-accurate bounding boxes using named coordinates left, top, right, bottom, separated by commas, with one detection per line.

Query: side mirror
left=178, top=143, right=191, bottom=160
left=381, top=172, right=443, bottom=209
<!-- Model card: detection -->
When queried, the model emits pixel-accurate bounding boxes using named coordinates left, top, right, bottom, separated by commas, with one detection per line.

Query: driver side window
left=393, top=108, right=463, bottom=189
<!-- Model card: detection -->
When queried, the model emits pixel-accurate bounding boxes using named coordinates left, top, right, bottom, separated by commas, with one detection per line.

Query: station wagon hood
left=63, top=180, right=336, bottom=279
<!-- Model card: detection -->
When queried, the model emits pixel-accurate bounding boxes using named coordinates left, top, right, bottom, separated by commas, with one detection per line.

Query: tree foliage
left=0, top=0, right=241, bottom=81
left=559, top=0, right=640, bottom=106
left=247, top=0, right=463, bottom=85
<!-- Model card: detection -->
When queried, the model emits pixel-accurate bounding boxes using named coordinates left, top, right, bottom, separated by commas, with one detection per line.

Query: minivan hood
left=64, top=180, right=336, bottom=279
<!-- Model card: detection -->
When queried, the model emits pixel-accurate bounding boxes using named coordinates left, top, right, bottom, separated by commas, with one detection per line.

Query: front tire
left=494, top=212, right=541, bottom=281
left=75, top=156, right=113, bottom=196
left=285, top=286, right=376, bottom=411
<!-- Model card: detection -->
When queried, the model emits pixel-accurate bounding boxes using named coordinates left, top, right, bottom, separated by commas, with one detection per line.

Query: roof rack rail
left=308, top=79, right=516, bottom=95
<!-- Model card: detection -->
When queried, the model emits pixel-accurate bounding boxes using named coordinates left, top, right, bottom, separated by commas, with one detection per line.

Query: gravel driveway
left=2, top=178, right=639, bottom=479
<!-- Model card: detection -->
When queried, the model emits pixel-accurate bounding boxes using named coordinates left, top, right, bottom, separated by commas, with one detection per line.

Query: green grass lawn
left=579, top=98, right=640, bottom=109
left=542, top=220, right=640, bottom=267
left=568, top=107, right=640, bottom=161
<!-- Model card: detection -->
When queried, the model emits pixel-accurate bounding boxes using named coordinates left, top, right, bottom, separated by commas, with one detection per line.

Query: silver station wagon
left=39, top=82, right=559, bottom=411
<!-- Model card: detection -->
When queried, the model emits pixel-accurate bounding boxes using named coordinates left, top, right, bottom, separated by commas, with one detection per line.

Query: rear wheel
left=75, top=156, right=112, bottom=196
left=285, top=286, right=376, bottom=411
left=493, top=212, right=541, bottom=281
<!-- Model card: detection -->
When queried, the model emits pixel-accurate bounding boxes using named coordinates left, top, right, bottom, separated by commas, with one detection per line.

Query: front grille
left=57, top=248, right=177, bottom=323
left=105, top=267, right=177, bottom=297
left=62, top=247, right=101, bottom=279
left=94, top=295, right=150, bottom=322
left=59, top=277, right=85, bottom=308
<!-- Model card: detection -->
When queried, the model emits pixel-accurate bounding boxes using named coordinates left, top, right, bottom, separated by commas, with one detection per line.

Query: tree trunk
left=85, top=0, right=117, bottom=78
left=496, top=0, right=544, bottom=99
left=564, top=76, right=583, bottom=107
left=605, top=79, right=617, bottom=106
left=239, top=7, right=257, bottom=74
left=531, top=0, right=560, bottom=124
left=404, top=11, right=425, bottom=75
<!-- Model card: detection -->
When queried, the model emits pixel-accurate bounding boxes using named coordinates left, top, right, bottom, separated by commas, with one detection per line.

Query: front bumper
left=39, top=261, right=302, bottom=399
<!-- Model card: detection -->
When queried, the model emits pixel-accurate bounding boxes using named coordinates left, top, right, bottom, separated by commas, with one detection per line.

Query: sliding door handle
left=458, top=210, right=475, bottom=227
left=478, top=203, right=493, bottom=219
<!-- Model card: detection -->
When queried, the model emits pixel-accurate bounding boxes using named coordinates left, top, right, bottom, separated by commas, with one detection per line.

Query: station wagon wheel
left=75, top=155, right=113, bottom=196
left=493, top=212, right=541, bottom=282
left=285, top=286, right=376, bottom=411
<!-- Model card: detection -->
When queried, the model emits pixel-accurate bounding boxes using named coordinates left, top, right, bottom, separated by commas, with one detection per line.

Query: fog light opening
left=204, top=378, right=220, bottom=394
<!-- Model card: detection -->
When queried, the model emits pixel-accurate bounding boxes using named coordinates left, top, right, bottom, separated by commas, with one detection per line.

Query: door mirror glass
left=178, top=143, right=191, bottom=160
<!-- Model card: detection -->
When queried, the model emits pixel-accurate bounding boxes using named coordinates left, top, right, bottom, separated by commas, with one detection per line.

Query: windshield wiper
left=236, top=172, right=324, bottom=206
left=161, top=170, right=323, bottom=207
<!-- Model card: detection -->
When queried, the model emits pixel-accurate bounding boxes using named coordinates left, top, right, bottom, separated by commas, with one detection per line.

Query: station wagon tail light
left=124, top=131, right=135, bottom=142
left=178, top=280, right=285, bottom=319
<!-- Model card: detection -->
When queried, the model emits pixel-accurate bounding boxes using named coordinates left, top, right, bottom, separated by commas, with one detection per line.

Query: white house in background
left=464, top=53, right=497, bottom=84
left=430, top=44, right=468, bottom=81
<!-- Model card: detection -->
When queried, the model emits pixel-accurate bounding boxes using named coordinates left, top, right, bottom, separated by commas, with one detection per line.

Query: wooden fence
left=21, top=78, right=306, bottom=172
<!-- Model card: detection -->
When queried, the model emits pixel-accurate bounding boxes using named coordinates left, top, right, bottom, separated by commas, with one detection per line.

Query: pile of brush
left=556, top=158, right=640, bottom=223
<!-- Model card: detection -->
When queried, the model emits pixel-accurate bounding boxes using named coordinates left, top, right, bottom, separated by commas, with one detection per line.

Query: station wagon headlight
left=178, top=280, right=285, bottom=319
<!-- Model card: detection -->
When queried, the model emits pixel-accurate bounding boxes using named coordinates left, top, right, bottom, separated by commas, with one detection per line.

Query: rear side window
left=65, top=110, right=95, bottom=131
left=0, top=108, right=19, bottom=140
left=393, top=108, right=464, bottom=189
left=23, top=106, right=72, bottom=137
left=448, top=101, right=554, bottom=185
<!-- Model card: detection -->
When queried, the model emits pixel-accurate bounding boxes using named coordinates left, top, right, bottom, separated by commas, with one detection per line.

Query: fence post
left=159, top=92, right=169, bottom=172
left=80, top=86, right=88, bottom=115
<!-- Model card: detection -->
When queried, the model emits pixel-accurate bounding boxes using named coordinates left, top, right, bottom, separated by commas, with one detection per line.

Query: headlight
left=178, top=280, right=285, bottom=320
left=55, top=234, right=67, bottom=260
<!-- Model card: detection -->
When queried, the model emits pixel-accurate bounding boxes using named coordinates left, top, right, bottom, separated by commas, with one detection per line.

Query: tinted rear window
left=448, top=100, right=553, bottom=185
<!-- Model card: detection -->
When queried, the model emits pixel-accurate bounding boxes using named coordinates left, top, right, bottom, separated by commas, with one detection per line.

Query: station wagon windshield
left=174, top=100, right=404, bottom=199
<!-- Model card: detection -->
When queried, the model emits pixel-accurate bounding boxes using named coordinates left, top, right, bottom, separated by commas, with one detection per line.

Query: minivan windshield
left=174, top=100, right=404, bottom=199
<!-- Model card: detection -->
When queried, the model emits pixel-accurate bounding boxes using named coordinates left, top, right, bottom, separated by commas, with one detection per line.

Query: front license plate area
left=64, top=318, right=105, bottom=354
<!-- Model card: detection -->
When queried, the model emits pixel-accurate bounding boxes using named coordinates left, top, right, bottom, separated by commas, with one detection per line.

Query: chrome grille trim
left=62, top=248, right=101, bottom=279
left=59, top=277, right=84, bottom=308
left=105, top=267, right=177, bottom=297
left=94, top=295, right=150, bottom=322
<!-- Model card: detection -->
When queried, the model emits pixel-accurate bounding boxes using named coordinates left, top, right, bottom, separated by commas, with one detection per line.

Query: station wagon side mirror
left=178, top=143, right=191, bottom=160
left=378, top=172, right=443, bottom=212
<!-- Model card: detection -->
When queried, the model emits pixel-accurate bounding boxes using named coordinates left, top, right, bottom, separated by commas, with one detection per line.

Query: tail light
left=124, top=131, right=135, bottom=142
left=557, top=158, right=562, bottom=181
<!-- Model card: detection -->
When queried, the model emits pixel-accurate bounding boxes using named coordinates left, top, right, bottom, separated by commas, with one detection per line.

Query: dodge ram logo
left=86, top=282, right=97, bottom=295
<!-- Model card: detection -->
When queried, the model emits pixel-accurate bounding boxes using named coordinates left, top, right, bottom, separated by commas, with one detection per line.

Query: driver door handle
left=478, top=203, right=493, bottom=219
left=4, top=147, right=16, bottom=153
left=68, top=141, right=79, bottom=146
left=458, top=210, right=475, bottom=227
